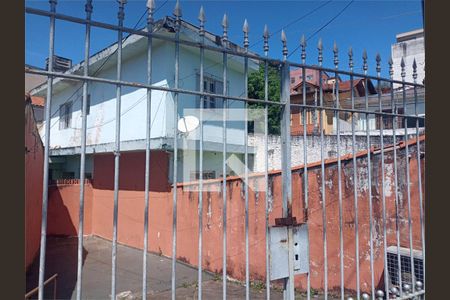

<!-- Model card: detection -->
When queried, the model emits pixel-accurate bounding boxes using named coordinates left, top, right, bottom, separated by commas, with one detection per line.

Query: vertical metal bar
left=317, top=39, right=328, bottom=300
left=333, top=42, right=345, bottom=300
left=243, top=19, right=250, bottom=300
left=376, top=54, right=390, bottom=300
left=53, top=277, right=57, bottom=300
left=401, top=58, right=416, bottom=293
left=349, top=47, right=360, bottom=300
left=222, top=14, right=228, bottom=300
left=172, top=2, right=181, bottom=299
left=389, top=57, right=403, bottom=297
left=280, top=30, right=294, bottom=300
left=362, top=50, right=375, bottom=300
left=142, top=2, right=154, bottom=300
left=111, top=2, right=126, bottom=299
left=300, top=35, right=310, bottom=300
left=413, top=59, right=425, bottom=296
left=198, top=7, right=205, bottom=300
left=76, top=1, right=92, bottom=299
left=263, top=25, right=270, bottom=300
left=38, top=1, right=57, bottom=299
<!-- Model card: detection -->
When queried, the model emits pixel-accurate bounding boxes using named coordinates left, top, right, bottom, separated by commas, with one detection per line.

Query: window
left=290, top=77, right=295, bottom=84
left=306, top=75, right=313, bottom=81
left=197, top=74, right=224, bottom=109
left=191, top=170, right=216, bottom=180
left=59, top=101, right=72, bottom=130
left=376, top=108, right=404, bottom=129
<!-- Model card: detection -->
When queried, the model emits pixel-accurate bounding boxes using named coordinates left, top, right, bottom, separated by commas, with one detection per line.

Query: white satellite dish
left=178, top=115, right=200, bottom=133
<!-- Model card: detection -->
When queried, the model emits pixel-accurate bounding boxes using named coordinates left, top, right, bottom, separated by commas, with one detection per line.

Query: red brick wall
left=46, top=137, right=425, bottom=293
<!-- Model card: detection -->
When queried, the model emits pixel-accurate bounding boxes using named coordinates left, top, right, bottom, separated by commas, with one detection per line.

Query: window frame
left=196, top=72, right=228, bottom=110
left=59, top=101, right=72, bottom=130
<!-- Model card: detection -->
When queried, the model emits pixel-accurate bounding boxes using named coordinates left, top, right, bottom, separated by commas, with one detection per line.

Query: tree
left=248, top=63, right=282, bottom=135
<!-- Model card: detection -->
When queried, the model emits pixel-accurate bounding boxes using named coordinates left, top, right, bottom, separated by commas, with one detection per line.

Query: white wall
left=392, top=36, right=425, bottom=86
left=250, top=134, right=396, bottom=172
left=42, top=40, right=249, bottom=151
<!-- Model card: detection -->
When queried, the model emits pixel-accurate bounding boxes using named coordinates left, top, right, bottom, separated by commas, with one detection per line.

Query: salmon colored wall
left=46, top=137, right=425, bottom=294
left=25, top=102, right=44, bottom=271
left=47, top=181, right=93, bottom=237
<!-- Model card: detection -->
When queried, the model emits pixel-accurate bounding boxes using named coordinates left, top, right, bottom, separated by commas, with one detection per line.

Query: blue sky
left=25, top=0, right=423, bottom=78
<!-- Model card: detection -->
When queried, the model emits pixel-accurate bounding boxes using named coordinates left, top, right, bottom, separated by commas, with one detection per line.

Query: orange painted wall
left=47, top=181, right=93, bottom=237
left=25, top=101, right=44, bottom=271
left=46, top=137, right=425, bottom=293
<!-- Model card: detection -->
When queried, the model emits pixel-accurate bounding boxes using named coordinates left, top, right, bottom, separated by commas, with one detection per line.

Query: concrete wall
left=46, top=136, right=425, bottom=293
left=250, top=133, right=395, bottom=173
left=25, top=101, right=44, bottom=271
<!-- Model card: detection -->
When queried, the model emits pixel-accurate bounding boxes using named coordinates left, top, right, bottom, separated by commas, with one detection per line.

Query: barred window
left=197, top=73, right=225, bottom=109
left=59, top=101, right=72, bottom=130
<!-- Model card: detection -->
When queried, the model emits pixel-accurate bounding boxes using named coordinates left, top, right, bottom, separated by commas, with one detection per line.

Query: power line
left=249, top=0, right=334, bottom=49
left=288, top=0, right=354, bottom=59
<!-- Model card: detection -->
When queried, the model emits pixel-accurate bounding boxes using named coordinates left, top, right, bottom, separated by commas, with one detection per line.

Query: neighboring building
left=30, top=16, right=258, bottom=183
left=392, top=29, right=425, bottom=86
left=290, top=68, right=377, bottom=135
left=27, top=95, right=45, bottom=127
left=347, top=86, right=425, bottom=132
left=25, top=94, right=44, bottom=271
left=25, top=65, right=47, bottom=126
left=25, top=64, right=47, bottom=93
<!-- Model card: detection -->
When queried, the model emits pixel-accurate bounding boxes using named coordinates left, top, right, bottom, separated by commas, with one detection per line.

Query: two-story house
left=30, top=16, right=258, bottom=185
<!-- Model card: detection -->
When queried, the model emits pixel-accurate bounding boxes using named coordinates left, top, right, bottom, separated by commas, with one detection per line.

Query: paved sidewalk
left=26, top=236, right=338, bottom=299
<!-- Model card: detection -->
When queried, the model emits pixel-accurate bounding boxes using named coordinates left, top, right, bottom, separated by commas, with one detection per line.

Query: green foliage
left=248, top=63, right=282, bottom=135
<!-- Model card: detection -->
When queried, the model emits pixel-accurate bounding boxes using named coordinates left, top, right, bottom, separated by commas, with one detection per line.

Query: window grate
left=387, top=247, right=424, bottom=287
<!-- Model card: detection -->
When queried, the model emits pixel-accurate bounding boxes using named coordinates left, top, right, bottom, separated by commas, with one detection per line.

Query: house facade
left=31, top=17, right=258, bottom=183
left=289, top=68, right=377, bottom=135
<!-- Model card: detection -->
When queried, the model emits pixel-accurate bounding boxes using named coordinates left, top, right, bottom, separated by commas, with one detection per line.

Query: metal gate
left=25, top=1, right=425, bottom=299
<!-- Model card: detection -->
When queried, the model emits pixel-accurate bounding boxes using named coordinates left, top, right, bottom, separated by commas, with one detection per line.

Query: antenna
left=178, top=115, right=200, bottom=134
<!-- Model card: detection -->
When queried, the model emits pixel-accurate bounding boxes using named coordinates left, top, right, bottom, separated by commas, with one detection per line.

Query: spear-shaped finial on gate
left=173, top=0, right=182, bottom=18
left=117, top=0, right=126, bottom=23
left=198, top=6, right=205, bottom=37
left=281, top=29, right=288, bottom=60
left=333, top=41, right=339, bottom=69
left=49, top=0, right=57, bottom=12
left=348, top=46, right=354, bottom=72
left=243, top=19, right=249, bottom=50
left=222, top=14, right=228, bottom=46
left=401, top=57, right=406, bottom=80
left=376, top=53, right=381, bottom=77
left=388, top=57, right=394, bottom=79
left=300, top=34, right=306, bottom=64
left=85, top=0, right=93, bottom=17
left=362, top=49, right=368, bottom=74
left=412, top=58, right=418, bottom=82
left=147, top=0, right=155, bottom=25
left=317, top=38, right=323, bottom=66
left=263, top=24, right=269, bottom=54
left=173, top=0, right=181, bottom=33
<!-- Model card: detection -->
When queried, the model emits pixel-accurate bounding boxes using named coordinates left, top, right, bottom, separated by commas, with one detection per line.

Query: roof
left=25, top=64, right=45, bottom=71
left=396, top=28, right=424, bottom=42
left=31, top=96, right=44, bottom=107
left=30, top=16, right=259, bottom=97
left=25, top=93, right=44, bottom=107
left=290, top=68, right=330, bottom=92
left=290, top=71, right=377, bottom=96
